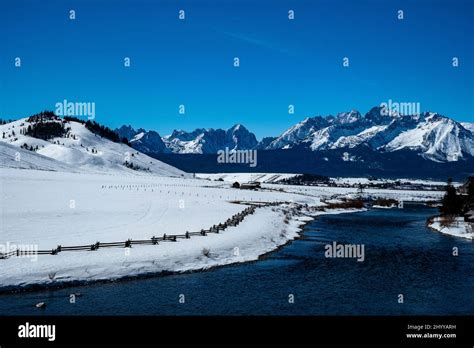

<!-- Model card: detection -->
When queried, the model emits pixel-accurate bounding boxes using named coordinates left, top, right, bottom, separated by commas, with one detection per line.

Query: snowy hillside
left=0, top=141, right=78, bottom=172
left=0, top=115, right=187, bottom=177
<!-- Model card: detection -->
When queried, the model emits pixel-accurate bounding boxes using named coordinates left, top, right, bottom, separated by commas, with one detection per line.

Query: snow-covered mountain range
left=116, top=107, right=473, bottom=163
left=117, top=124, right=258, bottom=155
left=0, top=114, right=187, bottom=177
left=264, top=107, right=474, bottom=162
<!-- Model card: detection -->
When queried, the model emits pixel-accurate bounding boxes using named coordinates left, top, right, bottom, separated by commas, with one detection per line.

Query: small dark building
left=240, top=181, right=261, bottom=190
left=232, top=181, right=240, bottom=189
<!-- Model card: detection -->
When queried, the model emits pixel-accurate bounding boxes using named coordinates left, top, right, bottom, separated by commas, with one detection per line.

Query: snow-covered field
left=196, top=173, right=298, bottom=183
left=0, top=167, right=333, bottom=290
left=197, top=174, right=444, bottom=202
left=0, top=118, right=447, bottom=290
left=197, top=172, right=454, bottom=188
left=330, top=177, right=457, bottom=186
left=0, top=165, right=445, bottom=290
left=268, top=185, right=444, bottom=202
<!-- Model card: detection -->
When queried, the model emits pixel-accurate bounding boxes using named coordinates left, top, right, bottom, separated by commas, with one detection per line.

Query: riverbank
left=1, top=204, right=472, bottom=316
left=0, top=204, right=364, bottom=292
left=428, top=216, right=474, bottom=240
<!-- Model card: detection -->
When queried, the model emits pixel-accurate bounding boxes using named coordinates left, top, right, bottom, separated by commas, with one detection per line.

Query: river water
left=1, top=204, right=473, bottom=315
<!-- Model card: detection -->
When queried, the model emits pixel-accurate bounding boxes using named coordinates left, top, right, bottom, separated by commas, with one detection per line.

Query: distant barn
left=240, top=182, right=261, bottom=190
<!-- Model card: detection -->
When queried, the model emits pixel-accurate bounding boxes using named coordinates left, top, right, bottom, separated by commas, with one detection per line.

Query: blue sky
left=1, top=0, right=473, bottom=139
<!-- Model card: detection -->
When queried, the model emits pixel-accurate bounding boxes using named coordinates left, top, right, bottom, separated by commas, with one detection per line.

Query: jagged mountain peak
left=115, top=124, right=137, bottom=141
left=168, top=128, right=207, bottom=141
left=334, top=110, right=362, bottom=124
left=364, top=106, right=396, bottom=124
left=229, top=123, right=243, bottom=131
left=130, top=129, right=169, bottom=155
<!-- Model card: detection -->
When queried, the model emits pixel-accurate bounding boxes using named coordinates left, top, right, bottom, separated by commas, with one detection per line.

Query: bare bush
left=373, top=198, right=398, bottom=207
left=439, top=214, right=456, bottom=228
left=202, top=247, right=211, bottom=258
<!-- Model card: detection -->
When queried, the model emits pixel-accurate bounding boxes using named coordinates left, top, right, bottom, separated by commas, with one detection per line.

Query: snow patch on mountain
left=331, top=125, right=389, bottom=149
left=461, top=122, right=474, bottom=133
left=267, top=116, right=328, bottom=150
left=384, top=114, right=474, bottom=162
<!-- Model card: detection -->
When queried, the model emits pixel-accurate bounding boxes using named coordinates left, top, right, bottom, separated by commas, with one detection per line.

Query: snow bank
left=428, top=216, right=474, bottom=240
left=0, top=206, right=299, bottom=289
left=372, top=204, right=397, bottom=209
left=0, top=205, right=363, bottom=290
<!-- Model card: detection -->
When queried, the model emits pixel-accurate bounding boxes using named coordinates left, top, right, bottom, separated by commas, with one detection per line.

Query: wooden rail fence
left=0, top=202, right=283, bottom=259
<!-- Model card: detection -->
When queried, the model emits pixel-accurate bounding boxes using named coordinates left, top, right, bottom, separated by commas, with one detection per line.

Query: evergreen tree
left=121, top=137, right=131, bottom=146
left=440, top=178, right=463, bottom=215
left=468, top=176, right=474, bottom=198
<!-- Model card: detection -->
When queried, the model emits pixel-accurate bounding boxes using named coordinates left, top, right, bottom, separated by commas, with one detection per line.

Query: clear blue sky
left=1, top=0, right=473, bottom=139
